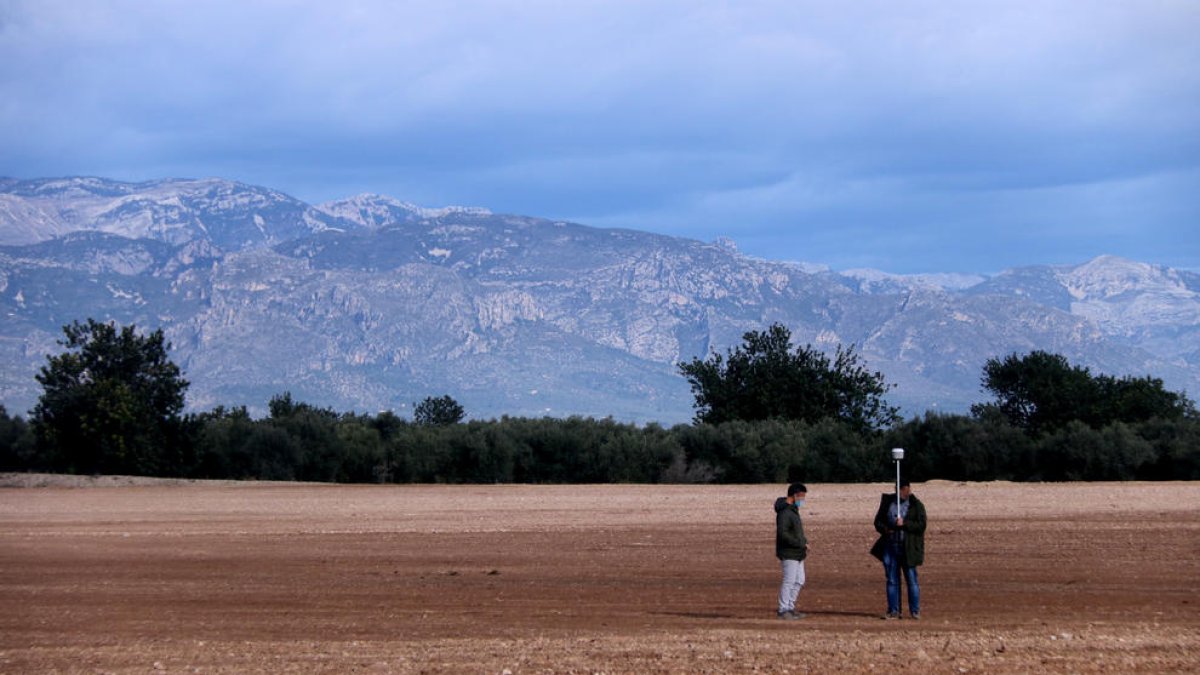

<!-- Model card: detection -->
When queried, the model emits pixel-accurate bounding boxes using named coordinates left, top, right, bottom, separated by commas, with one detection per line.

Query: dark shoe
left=777, top=610, right=804, bottom=620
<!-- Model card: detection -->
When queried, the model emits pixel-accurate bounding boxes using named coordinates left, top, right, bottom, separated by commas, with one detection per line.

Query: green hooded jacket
left=870, top=492, right=926, bottom=567
left=775, top=496, right=808, bottom=561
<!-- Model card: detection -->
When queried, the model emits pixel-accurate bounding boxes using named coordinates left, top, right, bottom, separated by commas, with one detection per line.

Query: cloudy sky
left=1, top=1, right=1196, bottom=274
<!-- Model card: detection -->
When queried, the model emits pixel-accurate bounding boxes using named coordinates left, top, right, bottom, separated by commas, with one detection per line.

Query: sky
left=1, top=0, right=1197, bottom=274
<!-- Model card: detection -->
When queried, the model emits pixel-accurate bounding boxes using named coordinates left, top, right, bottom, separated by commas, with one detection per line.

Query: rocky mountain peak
left=0, top=176, right=363, bottom=253
left=315, top=194, right=492, bottom=230
left=1060, top=255, right=1192, bottom=301
left=1050, top=256, right=1200, bottom=344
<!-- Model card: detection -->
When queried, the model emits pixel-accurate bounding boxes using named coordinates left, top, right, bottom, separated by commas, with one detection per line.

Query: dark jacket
left=869, top=492, right=926, bottom=567
left=775, top=496, right=808, bottom=561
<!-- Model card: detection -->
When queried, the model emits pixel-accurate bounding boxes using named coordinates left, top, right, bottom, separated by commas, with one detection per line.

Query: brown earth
left=1, top=476, right=1197, bottom=673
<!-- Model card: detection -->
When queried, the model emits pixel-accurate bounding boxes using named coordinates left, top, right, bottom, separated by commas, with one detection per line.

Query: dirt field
left=1, top=477, right=1197, bottom=673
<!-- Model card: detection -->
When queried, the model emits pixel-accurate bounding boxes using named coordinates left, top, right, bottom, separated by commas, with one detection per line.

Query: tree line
left=0, top=319, right=1196, bottom=483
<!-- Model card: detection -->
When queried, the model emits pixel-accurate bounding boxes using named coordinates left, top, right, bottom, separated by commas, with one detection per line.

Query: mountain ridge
left=1, top=176, right=1196, bottom=423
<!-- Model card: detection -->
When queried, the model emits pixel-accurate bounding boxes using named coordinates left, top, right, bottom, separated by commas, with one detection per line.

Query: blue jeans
left=883, top=542, right=920, bottom=615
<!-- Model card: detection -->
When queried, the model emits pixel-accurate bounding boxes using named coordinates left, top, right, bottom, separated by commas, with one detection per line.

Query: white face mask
left=794, top=499, right=806, bottom=509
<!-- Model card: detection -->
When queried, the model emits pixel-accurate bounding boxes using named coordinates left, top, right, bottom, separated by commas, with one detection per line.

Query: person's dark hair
left=899, top=480, right=911, bottom=488
left=787, top=483, right=807, bottom=496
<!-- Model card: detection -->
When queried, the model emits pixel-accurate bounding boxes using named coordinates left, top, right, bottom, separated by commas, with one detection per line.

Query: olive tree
left=413, top=395, right=465, bottom=426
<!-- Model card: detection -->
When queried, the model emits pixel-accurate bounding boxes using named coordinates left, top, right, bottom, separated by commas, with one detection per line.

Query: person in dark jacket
left=870, top=480, right=926, bottom=619
left=774, top=482, right=809, bottom=620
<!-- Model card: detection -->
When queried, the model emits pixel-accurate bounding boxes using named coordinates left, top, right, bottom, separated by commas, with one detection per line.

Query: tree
left=678, top=323, right=899, bottom=431
left=972, top=350, right=1194, bottom=435
left=1095, top=373, right=1195, bottom=424
left=0, top=405, right=35, bottom=471
left=971, top=351, right=1096, bottom=435
left=413, top=395, right=465, bottom=426
left=31, top=319, right=189, bottom=475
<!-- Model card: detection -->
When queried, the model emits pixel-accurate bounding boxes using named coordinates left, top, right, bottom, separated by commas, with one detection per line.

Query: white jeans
left=778, top=559, right=806, bottom=613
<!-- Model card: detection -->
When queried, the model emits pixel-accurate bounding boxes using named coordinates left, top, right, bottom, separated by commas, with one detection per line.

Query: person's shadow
left=659, top=609, right=880, bottom=620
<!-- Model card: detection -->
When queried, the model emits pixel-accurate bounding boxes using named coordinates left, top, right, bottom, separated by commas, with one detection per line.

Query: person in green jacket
left=870, top=480, right=926, bottom=620
left=774, top=482, right=809, bottom=620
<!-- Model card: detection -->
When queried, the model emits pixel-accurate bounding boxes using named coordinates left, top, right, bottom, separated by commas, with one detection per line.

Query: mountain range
left=2, top=176, right=1197, bottom=424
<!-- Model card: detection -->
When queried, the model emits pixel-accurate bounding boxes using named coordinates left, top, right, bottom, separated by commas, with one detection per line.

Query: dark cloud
left=1, top=1, right=1197, bottom=273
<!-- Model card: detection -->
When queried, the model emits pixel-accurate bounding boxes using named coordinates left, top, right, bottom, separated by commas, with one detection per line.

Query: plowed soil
left=1, top=477, right=1197, bottom=673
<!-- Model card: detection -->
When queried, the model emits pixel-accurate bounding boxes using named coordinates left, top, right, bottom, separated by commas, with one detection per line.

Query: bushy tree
left=885, top=411, right=1032, bottom=482
left=678, top=323, right=899, bottom=431
left=1134, top=416, right=1200, bottom=480
left=971, top=351, right=1094, bottom=434
left=413, top=395, right=465, bottom=426
left=333, top=414, right=387, bottom=483
left=267, top=392, right=344, bottom=482
left=1094, top=373, right=1195, bottom=424
left=0, top=406, right=36, bottom=471
left=31, top=319, right=188, bottom=475
left=973, top=350, right=1195, bottom=435
left=189, top=406, right=259, bottom=478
